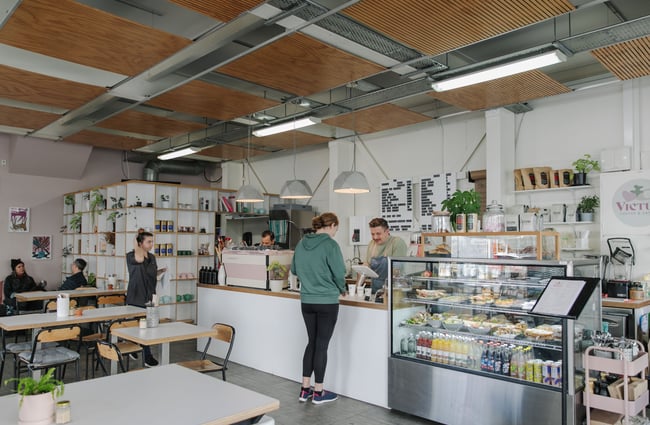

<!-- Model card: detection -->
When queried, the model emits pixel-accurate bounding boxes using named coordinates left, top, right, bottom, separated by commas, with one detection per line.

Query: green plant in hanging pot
left=572, top=154, right=600, bottom=186
left=89, top=190, right=105, bottom=231
left=577, top=195, right=599, bottom=222
left=441, top=189, right=481, bottom=232
left=5, top=368, right=64, bottom=425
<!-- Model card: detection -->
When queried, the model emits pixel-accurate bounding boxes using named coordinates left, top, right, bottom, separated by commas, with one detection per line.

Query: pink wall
left=0, top=134, right=218, bottom=288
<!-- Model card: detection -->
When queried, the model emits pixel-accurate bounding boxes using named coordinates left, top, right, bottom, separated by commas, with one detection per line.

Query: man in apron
left=365, top=218, right=407, bottom=293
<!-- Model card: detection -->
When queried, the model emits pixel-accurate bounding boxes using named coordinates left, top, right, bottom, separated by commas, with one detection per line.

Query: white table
left=0, top=306, right=146, bottom=332
left=0, top=364, right=279, bottom=424
left=110, top=321, right=215, bottom=365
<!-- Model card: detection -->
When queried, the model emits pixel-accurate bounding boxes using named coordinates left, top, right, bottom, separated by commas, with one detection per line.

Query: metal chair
left=177, top=323, right=235, bottom=381
left=16, top=325, right=82, bottom=381
left=95, top=340, right=130, bottom=375
left=90, top=318, right=143, bottom=377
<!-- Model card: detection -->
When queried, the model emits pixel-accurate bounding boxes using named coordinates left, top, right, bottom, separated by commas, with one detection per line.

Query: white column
left=485, top=108, right=515, bottom=206
left=622, top=79, right=641, bottom=170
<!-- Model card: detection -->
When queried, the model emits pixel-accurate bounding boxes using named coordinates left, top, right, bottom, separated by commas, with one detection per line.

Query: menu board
left=531, top=277, right=600, bottom=319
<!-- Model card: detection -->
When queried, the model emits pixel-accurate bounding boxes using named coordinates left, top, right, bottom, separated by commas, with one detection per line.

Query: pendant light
left=236, top=125, right=264, bottom=203
left=280, top=121, right=313, bottom=199
left=333, top=108, right=369, bottom=194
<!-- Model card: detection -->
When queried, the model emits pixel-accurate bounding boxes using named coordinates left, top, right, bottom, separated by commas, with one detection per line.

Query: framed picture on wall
left=32, top=235, right=52, bottom=260
left=8, top=207, right=29, bottom=232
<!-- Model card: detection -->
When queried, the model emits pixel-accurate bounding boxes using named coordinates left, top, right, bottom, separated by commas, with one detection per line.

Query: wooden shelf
left=514, top=185, right=592, bottom=194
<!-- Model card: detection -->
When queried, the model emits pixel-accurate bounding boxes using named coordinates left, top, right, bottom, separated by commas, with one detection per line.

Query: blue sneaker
left=312, top=390, right=338, bottom=405
left=298, top=387, right=313, bottom=402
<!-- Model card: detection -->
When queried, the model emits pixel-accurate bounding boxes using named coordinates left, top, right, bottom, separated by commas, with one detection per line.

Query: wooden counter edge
left=602, top=297, right=650, bottom=309
left=198, top=284, right=387, bottom=310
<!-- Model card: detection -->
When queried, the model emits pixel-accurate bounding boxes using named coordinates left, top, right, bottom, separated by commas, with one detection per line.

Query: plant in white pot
left=267, top=261, right=288, bottom=292
left=5, top=368, right=64, bottom=425
left=160, top=194, right=170, bottom=208
left=578, top=195, right=599, bottom=222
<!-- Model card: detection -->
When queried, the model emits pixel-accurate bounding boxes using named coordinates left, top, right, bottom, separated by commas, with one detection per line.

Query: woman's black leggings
left=301, top=303, right=339, bottom=383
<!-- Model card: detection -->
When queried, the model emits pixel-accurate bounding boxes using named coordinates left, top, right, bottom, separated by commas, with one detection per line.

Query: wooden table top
left=15, top=287, right=127, bottom=302
left=602, top=297, right=650, bottom=309
left=110, top=321, right=215, bottom=346
left=0, top=306, right=145, bottom=331
left=0, top=364, right=279, bottom=425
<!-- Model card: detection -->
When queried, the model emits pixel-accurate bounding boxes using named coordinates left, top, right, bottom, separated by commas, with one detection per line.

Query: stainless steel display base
left=388, top=357, right=565, bottom=425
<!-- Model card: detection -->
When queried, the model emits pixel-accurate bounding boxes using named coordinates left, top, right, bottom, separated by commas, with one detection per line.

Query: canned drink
left=466, top=213, right=476, bottom=231
left=154, top=244, right=161, bottom=255
left=542, top=360, right=553, bottom=385
left=167, top=220, right=174, bottom=232
left=166, top=243, right=173, bottom=256
left=525, top=360, right=535, bottom=382
left=455, top=213, right=466, bottom=232
left=533, top=359, right=543, bottom=383
left=161, top=220, right=168, bottom=232
left=155, top=220, right=161, bottom=232
left=551, top=361, right=562, bottom=387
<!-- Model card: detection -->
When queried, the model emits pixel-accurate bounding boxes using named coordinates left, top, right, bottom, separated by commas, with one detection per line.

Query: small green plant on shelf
left=110, top=196, right=125, bottom=209
left=64, top=194, right=75, bottom=211
left=578, top=195, right=600, bottom=213
left=160, top=194, right=170, bottom=202
left=5, top=367, right=64, bottom=405
left=87, top=272, right=96, bottom=287
left=441, top=189, right=481, bottom=229
left=135, top=196, right=142, bottom=207
left=267, top=261, right=288, bottom=280
left=68, top=213, right=82, bottom=233
left=572, top=154, right=601, bottom=174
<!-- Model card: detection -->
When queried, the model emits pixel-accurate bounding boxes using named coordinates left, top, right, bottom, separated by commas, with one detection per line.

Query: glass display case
left=388, top=257, right=601, bottom=425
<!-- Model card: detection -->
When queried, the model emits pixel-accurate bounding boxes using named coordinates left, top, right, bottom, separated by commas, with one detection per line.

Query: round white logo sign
left=612, top=179, right=650, bottom=227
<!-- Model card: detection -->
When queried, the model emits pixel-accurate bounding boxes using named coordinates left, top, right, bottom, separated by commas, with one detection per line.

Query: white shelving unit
left=583, top=343, right=648, bottom=423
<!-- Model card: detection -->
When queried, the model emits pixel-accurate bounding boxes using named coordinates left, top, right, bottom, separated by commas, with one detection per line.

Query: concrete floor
left=0, top=337, right=437, bottom=425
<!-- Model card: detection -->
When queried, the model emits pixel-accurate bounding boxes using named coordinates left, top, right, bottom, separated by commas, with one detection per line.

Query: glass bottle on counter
left=483, top=201, right=505, bottom=232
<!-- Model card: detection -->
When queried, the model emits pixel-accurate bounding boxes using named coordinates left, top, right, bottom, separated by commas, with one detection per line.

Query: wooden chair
left=96, top=295, right=125, bottom=307
left=95, top=340, right=129, bottom=375
left=44, top=299, right=77, bottom=313
left=95, top=318, right=143, bottom=375
left=177, top=323, right=235, bottom=381
left=17, top=325, right=82, bottom=381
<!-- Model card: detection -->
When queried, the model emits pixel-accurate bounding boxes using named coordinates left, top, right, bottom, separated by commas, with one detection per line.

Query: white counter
left=198, top=286, right=389, bottom=407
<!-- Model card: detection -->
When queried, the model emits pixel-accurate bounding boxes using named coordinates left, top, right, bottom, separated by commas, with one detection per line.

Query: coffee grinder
left=606, top=238, right=635, bottom=298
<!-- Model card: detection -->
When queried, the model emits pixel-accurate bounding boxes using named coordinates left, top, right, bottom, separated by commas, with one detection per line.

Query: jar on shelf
left=432, top=211, right=452, bottom=233
left=483, top=201, right=505, bottom=232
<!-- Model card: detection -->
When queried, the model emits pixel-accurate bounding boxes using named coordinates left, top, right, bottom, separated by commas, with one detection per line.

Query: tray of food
left=415, top=289, right=447, bottom=300
left=442, top=317, right=464, bottom=331
left=438, top=295, right=468, bottom=304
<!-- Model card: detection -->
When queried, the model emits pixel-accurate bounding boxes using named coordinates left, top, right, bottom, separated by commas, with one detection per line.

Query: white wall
left=0, top=135, right=214, bottom=288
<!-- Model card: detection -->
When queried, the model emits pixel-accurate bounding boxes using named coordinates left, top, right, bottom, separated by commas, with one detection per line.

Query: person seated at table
left=59, top=258, right=88, bottom=290
left=3, top=258, right=43, bottom=314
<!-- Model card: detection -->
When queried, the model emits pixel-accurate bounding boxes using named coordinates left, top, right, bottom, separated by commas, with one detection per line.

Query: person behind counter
left=365, top=217, right=407, bottom=293
left=3, top=258, right=43, bottom=314
left=291, top=212, right=346, bottom=405
left=59, top=258, right=88, bottom=290
left=256, top=230, right=277, bottom=249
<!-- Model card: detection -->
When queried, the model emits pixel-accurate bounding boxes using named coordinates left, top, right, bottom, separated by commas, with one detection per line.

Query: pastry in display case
left=388, top=256, right=601, bottom=425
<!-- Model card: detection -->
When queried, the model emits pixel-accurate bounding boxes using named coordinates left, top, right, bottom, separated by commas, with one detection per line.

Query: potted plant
left=110, top=196, right=125, bottom=209
left=64, top=194, right=75, bottom=213
left=68, top=213, right=82, bottom=233
left=572, top=154, right=600, bottom=186
left=105, top=210, right=124, bottom=232
left=135, top=196, right=142, bottom=207
left=5, top=368, right=64, bottom=425
left=578, top=195, right=599, bottom=222
left=441, top=189, right=481, bottom=232
left=89, top=190, right=105, bottom=231
left=160, top=194, right=170, bottom=208
left=267, top=261, right=288, bottom=292
left=87, top=272, right=97, bottom=287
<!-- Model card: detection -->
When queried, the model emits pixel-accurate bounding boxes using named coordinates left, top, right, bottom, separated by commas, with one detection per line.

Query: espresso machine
left=605, top=238, right=635, bottom=298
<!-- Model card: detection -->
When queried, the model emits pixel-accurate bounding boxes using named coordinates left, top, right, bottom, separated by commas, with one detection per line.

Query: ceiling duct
left=143, top=160, right=206, bottom=181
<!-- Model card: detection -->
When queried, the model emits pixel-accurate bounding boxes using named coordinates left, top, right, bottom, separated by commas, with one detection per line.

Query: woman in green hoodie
left=291, top=212, right=346, bottom=405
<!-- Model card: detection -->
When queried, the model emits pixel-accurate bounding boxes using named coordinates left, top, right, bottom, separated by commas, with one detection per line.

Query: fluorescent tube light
left=253, top=117, right=321, bottom=137
left=431, top=50, right=567, bottom=92
left=157, top=146, right=201, bottom=160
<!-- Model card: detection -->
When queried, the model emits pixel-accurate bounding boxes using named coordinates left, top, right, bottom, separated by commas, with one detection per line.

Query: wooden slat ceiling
left=146, top=80, right=279, bottom=122
left=0, top=105, right=59, bottom=131
left=96, top=110, right=207, bottom=139
left=170, top=0, right=265, bottom=22
left=0, top=0, right=191, bottom=77
left=0, top=65, right=106, bottom=110
left=200, top=144, right=269, bottom=161
left=64, top=130, right=152, bottom=151
left=244, top=132, right=331, bottom=150
left=343, top=0, right=574, bottom=56
left=324, top=104, right=431, bottom=134
left=218, top=33, right=386, bottom=97
left=429, top=70, right=571, bottom=111
left=591, top=36, right=650, bottom=80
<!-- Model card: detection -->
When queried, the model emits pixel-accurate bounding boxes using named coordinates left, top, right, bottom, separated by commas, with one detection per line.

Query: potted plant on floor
left=267, top=261, right=288, bottom=292
left=441, top=189, right=481, bottom=232
left=578, top=195, right=599, bottom=222
left=572, top=154, right=600, bottom=186
left=5, top=368, right=64, bottom=425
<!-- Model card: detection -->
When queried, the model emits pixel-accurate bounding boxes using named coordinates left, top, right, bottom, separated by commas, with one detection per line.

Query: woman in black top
left=3, top=259, right=40, bottom=313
